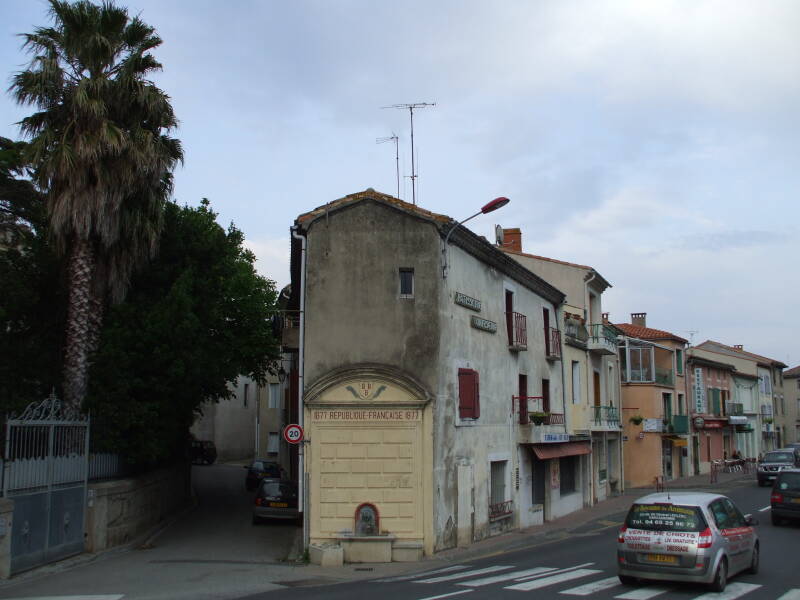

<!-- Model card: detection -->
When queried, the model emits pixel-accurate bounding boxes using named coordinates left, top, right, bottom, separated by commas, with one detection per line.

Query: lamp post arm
left=442, top=211, right=482, bottom=279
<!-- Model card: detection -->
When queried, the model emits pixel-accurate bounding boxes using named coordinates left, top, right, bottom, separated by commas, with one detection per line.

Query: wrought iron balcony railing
left=514, top=396, right=563, bottom=425
left=545, top=327, right=561, bottom=360
left=592, top=405, right=620, bottom=424
left=506, top=311, right=527, bottom=350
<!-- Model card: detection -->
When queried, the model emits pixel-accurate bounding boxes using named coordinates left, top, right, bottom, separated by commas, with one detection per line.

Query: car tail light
left=617, top=525, right=627, bottom=543
left=255, top=497, right=263, bottom=506
left=697, top=527, right=713, bottom=548
left=771, top=492, right=783, bottom=503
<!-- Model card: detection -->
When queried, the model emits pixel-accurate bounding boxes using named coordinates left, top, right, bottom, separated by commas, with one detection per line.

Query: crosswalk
left=376, top=561, right=800, bottom=600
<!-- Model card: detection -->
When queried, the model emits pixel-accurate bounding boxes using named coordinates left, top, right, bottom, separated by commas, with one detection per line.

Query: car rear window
left=260, top=482, right=296, bottom=497
left=764, top=453, right=794, bottom=463
left=776, top=473, right=800, bottom=490
left=625, top=503, right=707, bottom=532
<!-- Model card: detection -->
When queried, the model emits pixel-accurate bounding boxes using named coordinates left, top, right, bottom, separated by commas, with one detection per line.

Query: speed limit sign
left=283, top=424, right=304, bottom=444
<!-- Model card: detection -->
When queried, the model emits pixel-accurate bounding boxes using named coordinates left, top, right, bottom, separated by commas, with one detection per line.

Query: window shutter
left=473, top=370, right=480, bottom=419
left=458, top=369, right=480, bottom=419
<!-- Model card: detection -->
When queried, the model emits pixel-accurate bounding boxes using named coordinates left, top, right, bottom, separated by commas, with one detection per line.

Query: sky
left=2, top=1, right=798, bottom=367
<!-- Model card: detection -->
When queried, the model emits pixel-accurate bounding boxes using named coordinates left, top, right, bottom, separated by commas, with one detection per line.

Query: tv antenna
left=382, top=102, right=435, bottom=205
left=376, top=133, right=400, bottom=199
left=685, top=330, right=699, bottom=345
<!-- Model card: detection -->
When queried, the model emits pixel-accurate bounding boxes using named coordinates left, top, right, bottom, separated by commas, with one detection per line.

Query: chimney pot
left=734, top=345, right=743, bottom=351
left=631, top=312, right=647, bottom=327
left=502, top=228, right=522, bottom=253
left=602, top=312, right=609, bottom=324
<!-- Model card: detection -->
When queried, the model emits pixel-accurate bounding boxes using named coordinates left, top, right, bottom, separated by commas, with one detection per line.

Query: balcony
left=506, top=311, right=527, bottom=351
left=592, top=405, right=621, bottom=428
left=588, top=324, right=617, bottom=355
left=276, top=310, right=301, bottom=349
left=564, top=319, right=589, bottom=350
left=515, top=395, right=567, bottom=444
left=726, top=402, right=744, bottom=416
left=545, top=327, right=562, bottom=361
left=670, top=415, right=689, bottom=434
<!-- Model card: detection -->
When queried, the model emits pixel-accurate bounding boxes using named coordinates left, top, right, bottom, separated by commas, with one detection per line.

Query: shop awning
left=728, top=416, right=748, bottom=425
left=665, top=436, right=688, bottom=447
left=531, top=441, right=591, bottom=460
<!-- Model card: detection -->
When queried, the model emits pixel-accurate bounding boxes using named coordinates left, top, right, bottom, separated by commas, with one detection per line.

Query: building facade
left=290, top=190, right=602, bottom=559
left=615, top=315, right=688, bottom=488
left=500, top=231, right=624, bottom=506
left=784, top=366, right=800, bottom=444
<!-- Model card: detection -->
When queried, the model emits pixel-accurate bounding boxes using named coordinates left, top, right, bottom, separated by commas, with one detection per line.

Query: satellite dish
left=495, top=224, right=504, bottom=246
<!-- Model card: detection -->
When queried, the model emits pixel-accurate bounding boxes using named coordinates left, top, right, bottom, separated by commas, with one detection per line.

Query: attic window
left=399, top=268, right=414, bottom=298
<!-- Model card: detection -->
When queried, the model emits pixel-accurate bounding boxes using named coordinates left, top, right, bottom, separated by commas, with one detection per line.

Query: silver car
left=617, top=492, right=759, bottom=592
left=757, top=449, right=798, bottom=486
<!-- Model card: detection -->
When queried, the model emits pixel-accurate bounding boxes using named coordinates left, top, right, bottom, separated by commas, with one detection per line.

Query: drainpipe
left=583, top=272, right=597, bottom=505
left=291, top=225, right=308, bottom=552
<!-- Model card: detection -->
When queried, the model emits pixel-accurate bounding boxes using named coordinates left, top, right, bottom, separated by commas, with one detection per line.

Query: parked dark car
left=770, top=468, right=800, bottom=525
left=252, top=480, right=299, bottom=524
left=244, top=459, right=287, bottom=491
left=189, top=440, right=217, bottom=465
left=757, top=450, right=796, bottom=486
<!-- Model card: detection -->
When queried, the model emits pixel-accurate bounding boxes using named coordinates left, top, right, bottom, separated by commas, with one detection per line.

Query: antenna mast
left=376, top=133, right=400, bottom=199
left=382, top=102, right=435, bottom=205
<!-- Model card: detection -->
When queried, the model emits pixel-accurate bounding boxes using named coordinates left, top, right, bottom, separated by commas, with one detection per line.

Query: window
left=399, top=268, right=414, bottom=298
left=572, top=361, right=581, bottom=404
left=677, top=393, right=685, bottom=415
left=267, top=432, right=279, bottom=454
left=268, top=383, right=280, bottom=409
left=458, top=368, right=480, bottom=419
left=560, top=456, right=577, bottom=494
left=490, top=461, right=507, bottom=505
left=662, top=393, right=672, bottom=419
left=243, top=383, right=249, bottom=408
left=675, top=349, right=684, bottom=376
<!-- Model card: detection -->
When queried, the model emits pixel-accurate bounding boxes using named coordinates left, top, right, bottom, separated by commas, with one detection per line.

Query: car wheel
left=618, top=575, right=637, bottom=586
left=709, top=558, right=727, bottom=593
left=771, top=513, right=781, bottom=526
left=747, top=543, right=759, bottom=574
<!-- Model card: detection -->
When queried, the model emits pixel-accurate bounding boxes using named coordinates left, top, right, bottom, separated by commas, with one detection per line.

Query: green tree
left=10, top=0, right=183, bottom=410
left=0, top=137, right=64, bottom=411
left=86, top=200, right=280, bottom=467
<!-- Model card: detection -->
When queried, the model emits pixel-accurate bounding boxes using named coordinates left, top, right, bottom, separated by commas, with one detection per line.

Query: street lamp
left=442, top=197, right=510, bottom=278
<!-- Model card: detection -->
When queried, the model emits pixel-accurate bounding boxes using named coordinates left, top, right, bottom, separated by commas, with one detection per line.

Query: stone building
left=289, top=190, right=598, bottom=561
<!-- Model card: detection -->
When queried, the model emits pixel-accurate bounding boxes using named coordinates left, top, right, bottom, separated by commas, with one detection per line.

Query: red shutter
left=459, top=368, right=480, bottom=419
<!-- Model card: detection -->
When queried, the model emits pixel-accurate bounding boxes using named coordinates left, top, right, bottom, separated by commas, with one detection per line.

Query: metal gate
left=3, top=393, right=89, bottom=574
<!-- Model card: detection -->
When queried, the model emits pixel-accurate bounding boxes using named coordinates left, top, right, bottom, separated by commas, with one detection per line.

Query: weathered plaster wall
left=191, top=376, right=259, bottom=462
left=434, top=243, right=563, bottom=550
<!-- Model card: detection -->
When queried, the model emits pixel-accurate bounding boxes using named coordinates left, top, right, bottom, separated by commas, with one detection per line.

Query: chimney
left=733, top=345, right=744, bottom=351
left=631, top=312, right=647, bottom=327
left=602, top=312, right=610, bottom=324
left=502, top=228, right=522, bottom=253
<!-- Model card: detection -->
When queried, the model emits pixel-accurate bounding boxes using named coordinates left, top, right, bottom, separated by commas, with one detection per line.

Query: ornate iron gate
left=3, top=394, right=89, bottom=574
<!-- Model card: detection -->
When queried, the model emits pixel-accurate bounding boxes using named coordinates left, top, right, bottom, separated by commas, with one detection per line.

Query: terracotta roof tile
left=696, top=340, right=788, bottom=368
left=614, top=323, right=688, bottom=344
left=502, top=248, right=592, bottom=270
left=296, top=188, right=450, bottom=225
left=782, top=365, right=800, bottom=378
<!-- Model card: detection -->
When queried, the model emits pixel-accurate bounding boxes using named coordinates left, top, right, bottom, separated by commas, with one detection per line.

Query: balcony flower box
left=530, top=411, right=549, bottom=425
left=629, top=415, right=644, bottom=425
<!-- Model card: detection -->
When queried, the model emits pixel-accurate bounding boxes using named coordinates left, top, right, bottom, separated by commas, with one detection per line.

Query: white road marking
left=505, top=568, right=602, bottom=591
left=692, top=582, right=761, bottom=600
left=4, top=597, right=125, bottom=600
left=458, top=567, right=556, bottom=587
left=413, top=590, right=474, bottom=600
left=375, top=565, right=470, bottom=582
left=776, top=590, right=800, bottom=600
left=758, top=505, right=771, bottom=512
left=514, top=562, right=595, bottom=582
left=416, top=565, right=514, bottom=584
left=615, top=586, right=672, bottom=600
left=560, top=576, right=622, bottom=596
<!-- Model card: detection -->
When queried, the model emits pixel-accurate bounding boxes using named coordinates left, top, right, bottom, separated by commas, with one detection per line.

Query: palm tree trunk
left=62, top=237, right=95, bottom=411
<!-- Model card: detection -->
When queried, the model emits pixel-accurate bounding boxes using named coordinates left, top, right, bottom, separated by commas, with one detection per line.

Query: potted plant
left=629, top=414, right=644, bottom=426
left=530, top=411, right=549, bottom=425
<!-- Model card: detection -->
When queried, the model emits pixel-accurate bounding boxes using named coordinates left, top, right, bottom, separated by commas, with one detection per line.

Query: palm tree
left=10, top=0, right=183, bottom=409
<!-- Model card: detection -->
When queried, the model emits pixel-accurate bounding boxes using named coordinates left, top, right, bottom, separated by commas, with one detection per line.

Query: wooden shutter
left=458, top=369, right=480, bottom=419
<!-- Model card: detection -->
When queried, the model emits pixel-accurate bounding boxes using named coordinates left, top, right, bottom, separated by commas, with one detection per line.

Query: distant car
left=189, top=440, right=217, bottom=465
left=770, top=468, right=800, bottom=526
left=244, top=459, right=286, bottom=491
left=757, top=450, right=797, bottom=486
left=617, top=492, right=758, bottom=593
left=252, top=480, right=299, bottom=524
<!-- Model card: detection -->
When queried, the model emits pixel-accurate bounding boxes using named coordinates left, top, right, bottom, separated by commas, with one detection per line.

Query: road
left=0, top=463, right=301, bottom=600
left=243, top=482, right=800, bottom=600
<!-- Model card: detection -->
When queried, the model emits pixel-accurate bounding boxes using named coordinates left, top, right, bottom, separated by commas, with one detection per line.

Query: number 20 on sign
left=283, top=424, right=304, bottom=444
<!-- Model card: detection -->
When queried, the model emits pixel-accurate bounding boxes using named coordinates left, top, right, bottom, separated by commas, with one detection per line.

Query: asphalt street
left=243, top=483, right=800, bottom=600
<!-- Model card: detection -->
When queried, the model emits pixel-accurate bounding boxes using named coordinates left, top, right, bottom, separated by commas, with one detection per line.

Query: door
left=593, top=371, right=601, bottom=407
left=505, top=290, right=514, bottom=344
left=518, top=374, right=528, bottom=424
left=531, top=454, right=546, bottom=507
left=541, top=379, right=550, bottom=413
left=661, top=439, right=673, bottom=479
left=692, top=436, right=701, bottom=475
left=543, top=308, right=551, bottom=355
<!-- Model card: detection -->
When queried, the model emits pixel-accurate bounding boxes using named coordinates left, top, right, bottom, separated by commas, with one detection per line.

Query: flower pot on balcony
left=629, top=415, right=644, bottom=426
left=530, top=412, right=548, bottom=425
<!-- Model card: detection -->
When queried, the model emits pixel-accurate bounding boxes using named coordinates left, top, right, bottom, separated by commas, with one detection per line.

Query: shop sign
left=311, top=409, right=421, bottom=421
left=541, top=433, right=569, bottom=443
left=703, top=421, right=723, bottom=429
left=693, top=369, right=706, bottom=414
left=693, top=416, right=705, bottom=429
left=643, top=418, right=662, bottom=432
left=728, top=415, right=748, bottom=425
left=470, top=315, right=497, bottom=333
left=455, top=292, right=482, bottom=312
